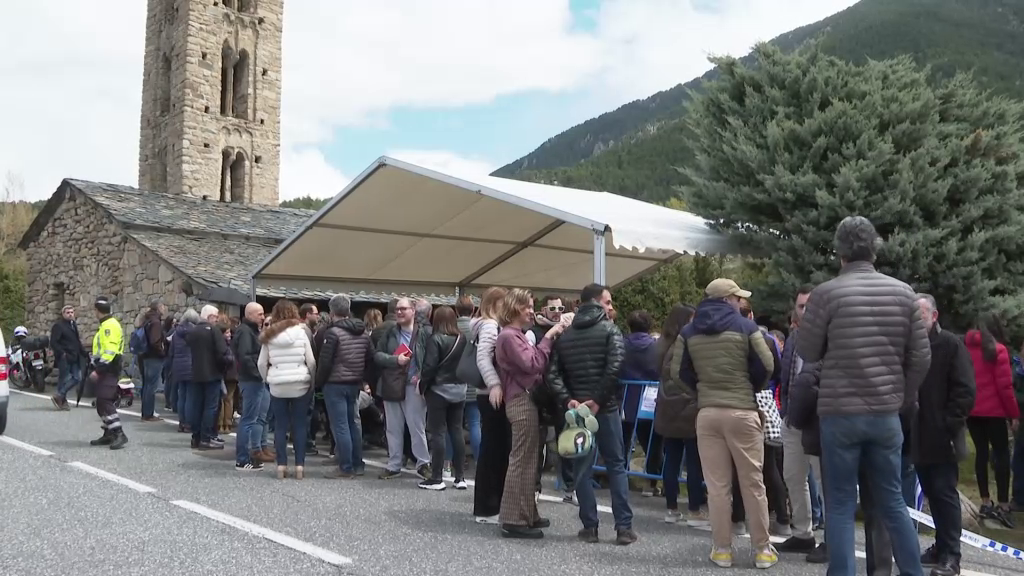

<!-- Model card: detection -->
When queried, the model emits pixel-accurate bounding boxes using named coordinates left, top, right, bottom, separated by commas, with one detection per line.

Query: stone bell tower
left=138, top=0, right=283, bottom=205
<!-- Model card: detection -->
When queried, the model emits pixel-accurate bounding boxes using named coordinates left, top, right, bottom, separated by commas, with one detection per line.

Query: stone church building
left=18, top=0, right=414, bottom=338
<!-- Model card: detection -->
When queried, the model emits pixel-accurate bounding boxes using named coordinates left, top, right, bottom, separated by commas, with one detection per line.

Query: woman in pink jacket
left=965, top=313, right=1020, bottom=529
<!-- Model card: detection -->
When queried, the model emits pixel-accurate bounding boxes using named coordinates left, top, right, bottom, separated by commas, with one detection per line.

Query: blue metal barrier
left=589, top=380, right=689, bottom=483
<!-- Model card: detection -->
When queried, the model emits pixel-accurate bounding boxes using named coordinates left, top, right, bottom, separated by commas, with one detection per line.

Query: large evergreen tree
left=684, top=42, right=1024, bottom=334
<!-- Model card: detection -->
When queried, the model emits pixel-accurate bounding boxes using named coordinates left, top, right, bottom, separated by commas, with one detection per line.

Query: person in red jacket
left=965, top=312, right=1021, bottom=529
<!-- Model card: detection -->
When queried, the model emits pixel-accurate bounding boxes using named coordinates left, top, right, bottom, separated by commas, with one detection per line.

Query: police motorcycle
left=8, top=326, right=49, bottom=393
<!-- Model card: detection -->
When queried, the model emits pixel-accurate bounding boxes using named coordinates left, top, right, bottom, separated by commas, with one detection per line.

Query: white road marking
left=171, top=500, right=354, bottom=566
left=0, top=434, right=55, bottom=456
left=67, top=461, right=158, bottom=493
left=6, top=389, right=1009, bottom=576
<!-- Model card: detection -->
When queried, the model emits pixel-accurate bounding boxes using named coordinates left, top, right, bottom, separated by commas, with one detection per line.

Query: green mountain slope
left=498, top=0, right=1024, bottom=201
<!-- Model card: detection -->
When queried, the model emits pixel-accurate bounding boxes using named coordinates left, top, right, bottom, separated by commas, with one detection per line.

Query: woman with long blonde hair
left=495, top=289, right=563, bottom=538
left=472, top=286, right=511, bottom=523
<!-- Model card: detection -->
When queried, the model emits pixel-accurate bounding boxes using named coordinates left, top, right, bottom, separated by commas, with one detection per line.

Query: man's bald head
left=244, top=302, right=265, bottom=325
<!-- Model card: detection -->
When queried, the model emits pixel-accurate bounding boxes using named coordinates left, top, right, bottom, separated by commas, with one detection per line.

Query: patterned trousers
left=499, top=394, right=541, bottom=527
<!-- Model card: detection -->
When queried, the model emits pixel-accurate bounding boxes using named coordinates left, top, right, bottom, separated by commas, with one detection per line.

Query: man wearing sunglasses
left=527, top=295, right=565, bottom=346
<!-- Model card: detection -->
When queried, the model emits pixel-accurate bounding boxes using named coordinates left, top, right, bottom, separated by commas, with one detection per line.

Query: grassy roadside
left=957, top=437, right=1024, bottom=549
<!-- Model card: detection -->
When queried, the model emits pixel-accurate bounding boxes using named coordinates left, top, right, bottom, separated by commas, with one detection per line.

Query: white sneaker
left=474, top=514, right=499, bottom=525
left=562, top=491, right=579, bottom=506
left=454, top=479, right=468, bottom=490
left=534, top=491, right=540, bottom=503
left=664, top=510, right=682, bottom=524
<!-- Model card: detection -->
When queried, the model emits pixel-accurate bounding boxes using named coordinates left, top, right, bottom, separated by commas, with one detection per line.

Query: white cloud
left=587, top=0, right=861, bottom=103
left=279, top=147, right=349, bottom=201
left=386, top=150, right=497, bottom=181
left=0, top=0, right=860, bottom=202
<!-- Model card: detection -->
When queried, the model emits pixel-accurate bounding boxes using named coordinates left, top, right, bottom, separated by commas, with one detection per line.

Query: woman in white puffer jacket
left=258, top=299, right=316, bottom=479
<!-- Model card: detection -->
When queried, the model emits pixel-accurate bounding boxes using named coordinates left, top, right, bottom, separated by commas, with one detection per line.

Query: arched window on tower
left=232, top=49, right=250, bottom=120
left=231, top=151, right=247, bottom=202
left=220, top=41, right=234, bottom=116
left=238, top=0, right=253, bottom=13
left=158, top=53, right=172, bottom=115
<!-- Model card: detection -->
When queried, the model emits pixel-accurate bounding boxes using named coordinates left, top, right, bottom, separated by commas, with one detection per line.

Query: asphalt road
left=1, top=389, right=1021, bottom=576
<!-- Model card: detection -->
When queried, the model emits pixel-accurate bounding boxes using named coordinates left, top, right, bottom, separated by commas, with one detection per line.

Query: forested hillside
left=499, top=0, right=1024, bottom=203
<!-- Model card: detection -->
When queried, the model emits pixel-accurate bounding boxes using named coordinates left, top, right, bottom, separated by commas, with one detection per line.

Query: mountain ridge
left=493, top=0, right=1024, bottom=196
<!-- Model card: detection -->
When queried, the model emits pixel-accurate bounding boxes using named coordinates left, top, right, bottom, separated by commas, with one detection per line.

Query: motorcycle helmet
left=13, top=326, right=28, bottom=338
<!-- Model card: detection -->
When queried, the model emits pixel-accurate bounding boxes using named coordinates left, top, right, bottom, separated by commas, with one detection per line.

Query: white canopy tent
left=250, top=156, right=734, bottom=299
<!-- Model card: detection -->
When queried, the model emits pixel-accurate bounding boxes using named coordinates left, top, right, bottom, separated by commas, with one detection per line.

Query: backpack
left=1011, top=354, right=1024, bottom=406
left=128, top=322, right=149, bottom=356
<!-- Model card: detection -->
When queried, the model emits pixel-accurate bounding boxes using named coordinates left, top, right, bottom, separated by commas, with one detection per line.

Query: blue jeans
left=464, top=399, right=481, bottom=462
left=176, top=380, right=190, bottom=422
left=271, top=390, right=312, bottom=466
left=664, top=437, right=703, bottom=511
left=444, top=403, right=482, bottom=463
left=323, top=384, right=364, bottom=473
left=187, top=380, right=221, bottom=443
left=809, top=469, right=823, bottom=525
left=140, top=357, right=164, bottom=418
left=259, top=384, right=272, bottom=448
left=573, top=410, right=633, bottom=530
left=820, top=414, right=923, bottom=576
left=56, top=356, right=82, bottom=398
left=236, top=381, right=266, bottom=463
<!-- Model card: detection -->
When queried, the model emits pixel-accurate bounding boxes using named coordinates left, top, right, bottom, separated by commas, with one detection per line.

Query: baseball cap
left=705, top=278, right=751, bottom=299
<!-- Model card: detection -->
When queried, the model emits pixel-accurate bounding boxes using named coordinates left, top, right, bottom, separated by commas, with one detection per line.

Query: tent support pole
left=249, top=278, right=256, bottom=302
left=593, top=230, right=607, bottom=285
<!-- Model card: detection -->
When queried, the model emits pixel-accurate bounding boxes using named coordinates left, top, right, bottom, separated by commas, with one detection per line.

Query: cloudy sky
left=0, top=0, right=859, bottom=202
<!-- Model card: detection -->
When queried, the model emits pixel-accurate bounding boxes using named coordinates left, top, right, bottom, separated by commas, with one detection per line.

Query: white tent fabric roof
left=250, top=156, right=732, bottom=297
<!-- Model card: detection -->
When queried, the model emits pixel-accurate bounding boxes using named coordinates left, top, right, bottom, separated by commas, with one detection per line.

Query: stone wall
left=22, top=190, right=212, bottom=348
left=138, top=0, right=282, bottom=206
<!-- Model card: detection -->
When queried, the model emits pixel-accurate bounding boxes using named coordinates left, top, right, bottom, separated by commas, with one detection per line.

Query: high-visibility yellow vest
left=92, top=315, right=124, bottom=372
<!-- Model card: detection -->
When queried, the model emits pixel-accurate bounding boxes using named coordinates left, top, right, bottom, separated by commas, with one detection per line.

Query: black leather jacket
left=419, top=332, right=466, bottom=394
left=545, top=303, right=625, bottom=413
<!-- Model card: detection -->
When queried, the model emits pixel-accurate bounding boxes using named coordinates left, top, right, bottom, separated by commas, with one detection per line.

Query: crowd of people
left=41, top=216, right=1024, bottom=574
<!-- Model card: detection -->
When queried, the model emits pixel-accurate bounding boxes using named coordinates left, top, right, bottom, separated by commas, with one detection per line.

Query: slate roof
left=128, top=230, right=277, bottom=290
left=67, top=179, right=313, bottom=240
left=20, top=179, right=463, bottom=305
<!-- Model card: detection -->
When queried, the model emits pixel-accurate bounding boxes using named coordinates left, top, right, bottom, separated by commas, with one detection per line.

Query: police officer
left=90, top=296, right=128, bottom=450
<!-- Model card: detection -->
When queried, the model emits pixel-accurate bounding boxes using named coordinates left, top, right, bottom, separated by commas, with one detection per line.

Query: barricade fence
left=591, top=380, right=686, bottom=482
left=579, top=380, right=1024, bottom=562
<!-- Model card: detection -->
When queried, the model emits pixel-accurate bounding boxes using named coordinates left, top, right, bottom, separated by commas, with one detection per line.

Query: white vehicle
left=1, top=327, right=9, bottom=435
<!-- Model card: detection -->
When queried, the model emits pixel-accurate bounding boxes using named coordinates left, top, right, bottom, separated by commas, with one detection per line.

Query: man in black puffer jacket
left=317, top=294, right=374, bottom=478
left=546, top=283, right=634, bottom=546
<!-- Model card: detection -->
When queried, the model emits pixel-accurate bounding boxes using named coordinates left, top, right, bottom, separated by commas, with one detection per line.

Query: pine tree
left=683, top=42, right=1024, bottom=334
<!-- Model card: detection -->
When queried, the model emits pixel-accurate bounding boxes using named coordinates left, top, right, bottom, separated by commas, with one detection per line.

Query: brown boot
left=254, top=450, right=275, bottom=463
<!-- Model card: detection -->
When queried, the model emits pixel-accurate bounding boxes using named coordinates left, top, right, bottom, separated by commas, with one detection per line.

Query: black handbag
left=456, top=335, right=485, bottom=389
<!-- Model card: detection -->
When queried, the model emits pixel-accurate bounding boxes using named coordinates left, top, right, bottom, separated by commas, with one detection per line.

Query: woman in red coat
left=965, top=313, right=1021, bottom=529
